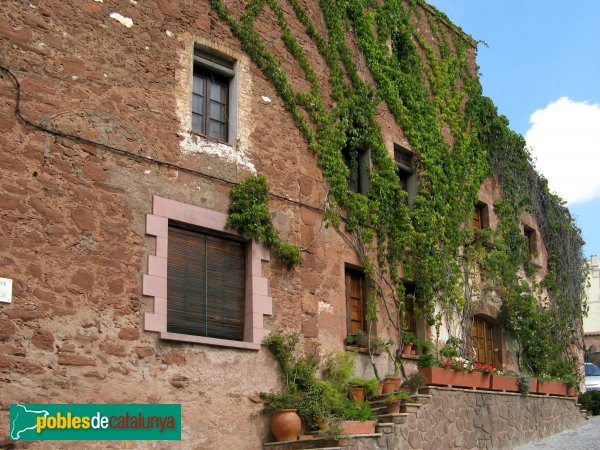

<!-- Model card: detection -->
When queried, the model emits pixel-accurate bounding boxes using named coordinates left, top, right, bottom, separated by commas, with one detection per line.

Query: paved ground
left=516, top=416, right=600, bottom=450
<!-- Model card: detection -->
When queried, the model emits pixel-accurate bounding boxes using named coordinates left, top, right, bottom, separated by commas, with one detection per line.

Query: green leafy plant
left=344, top=330, right=368, bottom=347
left=212, top=0, right=585, bottom=384
left=227, top=176, right=301, bottom=268
left=517, top=373, right=532, bottom=395
left=348, top=378, right=379, bottom=400
left=385, top=391, right=411, bottom=402
left=415, top=339, right=435, bottom=355
left=440, top=336, right=464, bottom=359
left=368, top=337, right=385, bottom=354
left=401, top=331, right=417, bottom=345
left=339, top=401, right=377, bottom=421
left=404, top=371, right=427, bottom=393
left=579, top=392, right=600, bottom=415
left=323, top=352, right=355, bottom=388
left=417, top=353, right=436, bottom=369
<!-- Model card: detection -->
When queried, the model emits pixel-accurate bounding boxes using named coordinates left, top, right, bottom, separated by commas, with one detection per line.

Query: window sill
left=189, top=130, right=232, bottom=147
left=398, top=353, right=420, bottom=361
left=344, top=345, right=382, bottom=356
left=160, top=331, right=261, bottom=351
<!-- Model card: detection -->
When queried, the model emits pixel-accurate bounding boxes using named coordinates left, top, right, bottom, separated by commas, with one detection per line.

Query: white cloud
left=525, top=97, right=600, bottom=204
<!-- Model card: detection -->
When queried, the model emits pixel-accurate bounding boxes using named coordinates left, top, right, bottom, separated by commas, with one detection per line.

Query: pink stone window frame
left=143, top=195, right=272, bottom=350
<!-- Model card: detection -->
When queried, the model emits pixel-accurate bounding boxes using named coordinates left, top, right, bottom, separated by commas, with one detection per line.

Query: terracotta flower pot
left=349, top=386, right=365, bottom=402
left=384, top=376, right=402, bottom=391
left=386, top=400, right=400, bottom=414
left=490, top=374, right=519, bottom=392
left=271, top=409, right=301, bottom=442
left=401, top=343, right=413, bottom=355
left=377, top=382, right=384, bottom=395
left=537, top=380, right=568, bottom=396
left=317, top=417, right=329, bottom=431
left=382, top=380, right=396, bottom=394
left=419, top=367, right=479, bottom=389
left=340, top=420, right=376, bottom=435
left=471, top=371, right=491, bottom=389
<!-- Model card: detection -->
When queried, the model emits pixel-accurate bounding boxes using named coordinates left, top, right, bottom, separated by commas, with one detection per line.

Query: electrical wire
left=0, top=65, right=326, bottom=214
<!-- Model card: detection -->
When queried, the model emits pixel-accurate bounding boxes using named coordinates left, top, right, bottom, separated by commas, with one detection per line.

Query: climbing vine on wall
left=214, top=0, right=585, bottom=377
left=227, top=175, right=302, bottom=268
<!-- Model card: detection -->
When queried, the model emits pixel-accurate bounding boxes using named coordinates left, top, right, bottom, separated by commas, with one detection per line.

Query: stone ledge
left=420, top=385, right=577, bottom=400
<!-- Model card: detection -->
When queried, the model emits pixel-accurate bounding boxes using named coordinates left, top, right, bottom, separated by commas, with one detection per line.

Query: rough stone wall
left=0, top=1, right=555, bottom=449
left=352, top=388, right=585, bottom=450
left=410, top=388, right=584, bottom=450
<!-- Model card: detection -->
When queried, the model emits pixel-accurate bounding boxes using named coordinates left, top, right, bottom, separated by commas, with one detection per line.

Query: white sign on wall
left=0, top=277, right=12, bottom=303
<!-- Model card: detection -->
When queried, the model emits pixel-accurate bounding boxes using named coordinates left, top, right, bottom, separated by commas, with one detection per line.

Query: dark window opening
left=403, top=281, right=417, bottom=336
left=473, top=202, right=490, bottom=229
left=394, top=143, right=417, bottom=208
left=342, top=146, right=370, bottom=194
left=167, top=222, right=246, bottom=341
left=524, top=225, right=538, bottom=258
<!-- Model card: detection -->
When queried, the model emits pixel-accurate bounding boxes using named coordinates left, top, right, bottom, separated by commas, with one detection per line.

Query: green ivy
left=213, top=0, right=585, bottom=378
left=227, top=176, right=302, bottom=268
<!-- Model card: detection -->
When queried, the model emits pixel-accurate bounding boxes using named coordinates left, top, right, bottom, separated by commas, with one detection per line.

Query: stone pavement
left=516, top=416, right=600, bottom=450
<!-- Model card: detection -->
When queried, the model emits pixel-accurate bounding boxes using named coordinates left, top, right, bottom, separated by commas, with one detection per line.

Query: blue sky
left=427, top=0, right=600, bottom=259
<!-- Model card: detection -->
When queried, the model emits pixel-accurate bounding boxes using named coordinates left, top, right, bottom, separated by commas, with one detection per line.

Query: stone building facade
left=0, top=0, right=577, bottom=448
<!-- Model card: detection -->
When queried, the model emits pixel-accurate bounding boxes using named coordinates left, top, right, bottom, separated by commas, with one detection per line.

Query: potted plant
left=414, top=338, right=435, bottom=357
left=259, top=391, right=302, bottom=442
left=404, top=371, right=427, bottom=394
left=383, top=373, right=402, bottom=392
left=368, top=337, right=385, bottom=355
left=472, top=362, right=493, bottom=389
left=401, top=331, right=417, bottom=355
left=348, top=378, right=379, bottom=402
left=537, top=376, right=568, bottom=396
left=517, top=373, right=532, bottom=395
left=345, top=330, right=368, bottom=348
left=384, top=391, right=410, bottom=414
left=338, top=401, right=377, bottom=435
left=490, top=370, right=519, bottom=392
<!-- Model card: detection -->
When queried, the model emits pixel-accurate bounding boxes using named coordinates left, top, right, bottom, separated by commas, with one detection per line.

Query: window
left=403, top=281, right=417, bottom=336
left=167, top=223, right=245, bottom=341
left=472, top=316, right=494, bottom=365
left=192, top=48, right=235, bottom=142
left=143, top=196, right=272, bottom=350
left=342, top=146, right=370, bottom=194
left=345, top=267, right=366, bottom=335
left=473, top=202, right=489, bottom=229
left=394, top=143, right=417, bottom=208
left=523, top=224, right=538, bottom=259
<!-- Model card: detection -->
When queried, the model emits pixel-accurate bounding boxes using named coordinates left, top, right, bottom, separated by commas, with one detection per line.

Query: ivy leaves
left=227, top=176, right=302, bottom=268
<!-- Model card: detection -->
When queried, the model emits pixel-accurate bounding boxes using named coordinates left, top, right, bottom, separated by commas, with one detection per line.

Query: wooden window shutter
left=167, top=225, right=245, bottom=341
left=346, top=268, right=365, bottom=334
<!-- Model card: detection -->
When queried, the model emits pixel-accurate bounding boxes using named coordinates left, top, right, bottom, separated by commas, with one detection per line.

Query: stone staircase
left=262, top=387, right=585, bottom=449
left=262, top=391, right=430, bottom=450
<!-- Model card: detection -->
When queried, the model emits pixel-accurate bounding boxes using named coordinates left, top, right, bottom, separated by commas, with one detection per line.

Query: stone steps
left=377, top=413, right=409, bottom=424
left=263, top=437, right=353, bottom=450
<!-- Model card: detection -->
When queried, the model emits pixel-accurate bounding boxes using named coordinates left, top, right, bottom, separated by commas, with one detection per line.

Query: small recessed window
left=473, top=202, right=489, bottom=229
left=523, top=225, right=538, bottom=259
left=192, top=48, right=235, bottom=142
left=394, top=143, right=417, bottom=208
left=403, top=280, right=417, bottom=336
left=346, top=267, right=367, bottom=335
left=342, top=146, right=370, bottom=194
